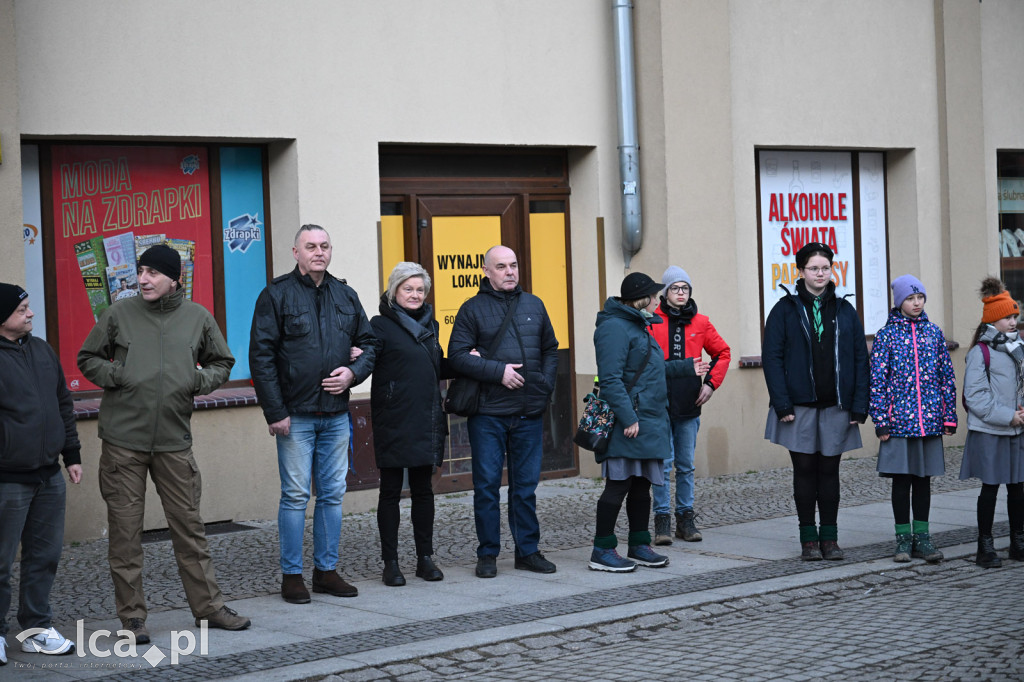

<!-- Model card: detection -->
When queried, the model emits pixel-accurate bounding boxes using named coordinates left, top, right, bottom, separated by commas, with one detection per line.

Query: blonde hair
left=624, top=295, right=652, bottom=310
left=386, top=262, right=431, bottom=303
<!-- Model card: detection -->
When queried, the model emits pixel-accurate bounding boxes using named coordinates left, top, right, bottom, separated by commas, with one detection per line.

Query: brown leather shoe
left=281, top=573, right=311, bottom=604
left=196, top=605, right=250, bottom=630
left=120, top=617, right=150, bottom=644
left=312, top=568, right=358, bottom=597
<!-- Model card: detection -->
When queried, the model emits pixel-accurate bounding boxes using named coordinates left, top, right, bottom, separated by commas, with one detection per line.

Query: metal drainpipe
left=612, top=0, right=642, bottom=266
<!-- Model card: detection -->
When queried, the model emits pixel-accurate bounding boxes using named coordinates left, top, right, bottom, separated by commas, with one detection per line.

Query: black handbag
left=573, top=340, right=652, bottom=454
left=443, top=297, right=519, bottom=417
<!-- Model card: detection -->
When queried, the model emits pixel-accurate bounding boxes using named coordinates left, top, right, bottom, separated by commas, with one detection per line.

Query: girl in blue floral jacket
left=869, top=275, right=957, bottom=564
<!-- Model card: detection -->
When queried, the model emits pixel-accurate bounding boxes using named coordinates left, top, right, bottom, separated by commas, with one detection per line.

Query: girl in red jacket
left=649, top=267, right=731, bottom=545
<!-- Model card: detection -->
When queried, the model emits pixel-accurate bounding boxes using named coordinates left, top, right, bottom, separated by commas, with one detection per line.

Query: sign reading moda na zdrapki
left=51, top=145, right=214, bottom=391
left=759, top=150, right=856, bottom=322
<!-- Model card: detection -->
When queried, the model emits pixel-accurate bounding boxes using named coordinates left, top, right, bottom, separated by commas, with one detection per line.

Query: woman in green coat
left=589, top=273, right=707, bottom=572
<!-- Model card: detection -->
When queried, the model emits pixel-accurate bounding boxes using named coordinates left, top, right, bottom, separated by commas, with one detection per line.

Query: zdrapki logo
left=180, top=154, right=201, bottom=176
left=16, top=621, right=209, bottom=668
left=224, top=213, right=263, bottom=253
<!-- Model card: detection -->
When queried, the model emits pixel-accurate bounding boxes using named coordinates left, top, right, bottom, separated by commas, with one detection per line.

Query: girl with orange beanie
left=960, top=277, right=1024, bottom=567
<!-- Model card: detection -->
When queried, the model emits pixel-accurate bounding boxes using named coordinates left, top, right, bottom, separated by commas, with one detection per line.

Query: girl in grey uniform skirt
left=868, top=275, right=957, bottom=564
left=960, top=278, right=1024, bottom=567
left=762, top=243, right=870, bottom=561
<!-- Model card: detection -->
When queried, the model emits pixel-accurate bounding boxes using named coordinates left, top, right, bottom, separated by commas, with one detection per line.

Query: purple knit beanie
left=891, top=274, right=926, bottom=308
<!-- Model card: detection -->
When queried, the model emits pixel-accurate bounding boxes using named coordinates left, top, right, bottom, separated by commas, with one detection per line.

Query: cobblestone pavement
left=31, top=448, right=981, bottom=624
left=321, top=558, right=1023, bottom=682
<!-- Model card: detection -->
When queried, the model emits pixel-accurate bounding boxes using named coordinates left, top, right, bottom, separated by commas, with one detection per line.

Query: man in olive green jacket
left=78, top=245, right=249, bottom=644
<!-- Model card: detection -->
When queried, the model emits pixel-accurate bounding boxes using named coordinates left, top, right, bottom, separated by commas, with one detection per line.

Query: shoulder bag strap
left=484, top=295, right=520, bottom=358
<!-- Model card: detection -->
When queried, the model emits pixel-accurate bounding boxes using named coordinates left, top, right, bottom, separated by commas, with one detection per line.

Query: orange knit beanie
left=981, top=277, right=1019, bottom=324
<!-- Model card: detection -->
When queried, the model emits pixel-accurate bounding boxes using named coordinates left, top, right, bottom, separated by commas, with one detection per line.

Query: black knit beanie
left=138, top=244, right=181, bottom=282
left=0, top=283, right=28, bottom=323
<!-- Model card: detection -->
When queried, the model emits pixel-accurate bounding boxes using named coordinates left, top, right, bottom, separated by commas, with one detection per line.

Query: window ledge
left=74, top=386, right=259, bottom=420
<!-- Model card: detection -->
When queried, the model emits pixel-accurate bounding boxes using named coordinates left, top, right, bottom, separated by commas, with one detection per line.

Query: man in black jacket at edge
left=448, top=245, right=559, bottom=578
left=0, top=284, right=81, bottom=663
left=249, top=225, right=377, bottom=605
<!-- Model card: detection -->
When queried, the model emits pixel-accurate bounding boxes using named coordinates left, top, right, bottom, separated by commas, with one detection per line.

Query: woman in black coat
left=371, top=262, right=448, bottom=586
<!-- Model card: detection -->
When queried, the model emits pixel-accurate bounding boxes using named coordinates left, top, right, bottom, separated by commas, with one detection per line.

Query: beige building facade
left=1, top=0, right=1022, bottom=542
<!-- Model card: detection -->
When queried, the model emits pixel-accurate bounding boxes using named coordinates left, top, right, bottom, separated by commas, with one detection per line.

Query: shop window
left=22, top=143, right=271, bottom=391
left=756, top=149, right=890, bottom=335
left=998, top=150, right=1024, bottom=301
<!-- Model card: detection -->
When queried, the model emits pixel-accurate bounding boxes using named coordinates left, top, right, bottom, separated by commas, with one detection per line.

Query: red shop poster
left=51, top=145, right=214, bottom=391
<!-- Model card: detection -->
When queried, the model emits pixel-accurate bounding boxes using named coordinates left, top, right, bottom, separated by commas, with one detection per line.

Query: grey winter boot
left=654, top=513, right=673, bottom=546
left=676, top=509, right=702, bottom=542
left=893, top=533, right=913, bottom=563
left=911, top=532, right=943, bottom=563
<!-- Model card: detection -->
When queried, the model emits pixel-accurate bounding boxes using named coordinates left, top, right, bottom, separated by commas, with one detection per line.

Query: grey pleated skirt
left=876, top=435, right=945, bottom=477
left=764, top=405, right=863, bottom=457
left=602, top=457, right=665, bottom=485
left=960, top=430, right=1024, bottom=485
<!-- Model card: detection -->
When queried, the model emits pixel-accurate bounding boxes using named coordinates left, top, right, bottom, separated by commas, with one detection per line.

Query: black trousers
left=377, top=465, right=435, bottom=561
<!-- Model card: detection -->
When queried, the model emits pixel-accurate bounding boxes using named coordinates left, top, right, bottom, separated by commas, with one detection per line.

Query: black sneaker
left=514, top=552, right=556, bottom=574
left=475, top=556, right=497, bottom=578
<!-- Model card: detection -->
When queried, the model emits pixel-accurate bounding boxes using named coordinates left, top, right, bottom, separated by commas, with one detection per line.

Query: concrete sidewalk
left=2, top=463, right=1012, bottom=681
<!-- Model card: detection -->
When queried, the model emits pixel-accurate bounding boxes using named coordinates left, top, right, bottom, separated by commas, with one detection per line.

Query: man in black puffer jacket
left=448, top=245, right=559, bottom=579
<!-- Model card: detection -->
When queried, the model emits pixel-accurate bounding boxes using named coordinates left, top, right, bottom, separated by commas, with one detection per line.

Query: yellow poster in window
left=432, top=215, right=501, bottom=351
left=378, top=214, right=404, bottom=294
left=529, top=212, right=569, bottom=350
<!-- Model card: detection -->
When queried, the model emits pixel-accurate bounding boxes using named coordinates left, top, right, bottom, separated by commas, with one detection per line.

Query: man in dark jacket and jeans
left=448, top=245, right=559, bottom=578
left=250, top=224, right=377, bottom=604
left=0, top=285, right=81, bottom=664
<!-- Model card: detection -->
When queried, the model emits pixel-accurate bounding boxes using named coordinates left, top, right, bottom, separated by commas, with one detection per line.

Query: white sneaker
left=1, top=635, right=8, bottom=665
left=20, top=627, right=75, bottom=655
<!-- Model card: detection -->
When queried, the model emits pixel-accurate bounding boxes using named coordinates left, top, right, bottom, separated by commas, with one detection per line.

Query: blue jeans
left=467, top=414, right=543, bottom=558
left=0, top=470, right=66, bottom=636
left=652, top=417, right=700, bottom=516
left=276, top=413, right=350, bottom=574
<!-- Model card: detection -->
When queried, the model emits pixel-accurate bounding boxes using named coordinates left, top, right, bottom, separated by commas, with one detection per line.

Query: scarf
left=982, top=325, right=1024, bottom=405
left=660, top=298, right=697, bottom=360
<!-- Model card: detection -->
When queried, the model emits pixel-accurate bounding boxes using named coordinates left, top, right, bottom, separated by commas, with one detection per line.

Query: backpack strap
left=963, top=342, right=992, bottom=412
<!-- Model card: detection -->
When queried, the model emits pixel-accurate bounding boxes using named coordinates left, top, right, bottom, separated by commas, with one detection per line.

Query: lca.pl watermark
left=16, top=620, right=209, bottom=668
